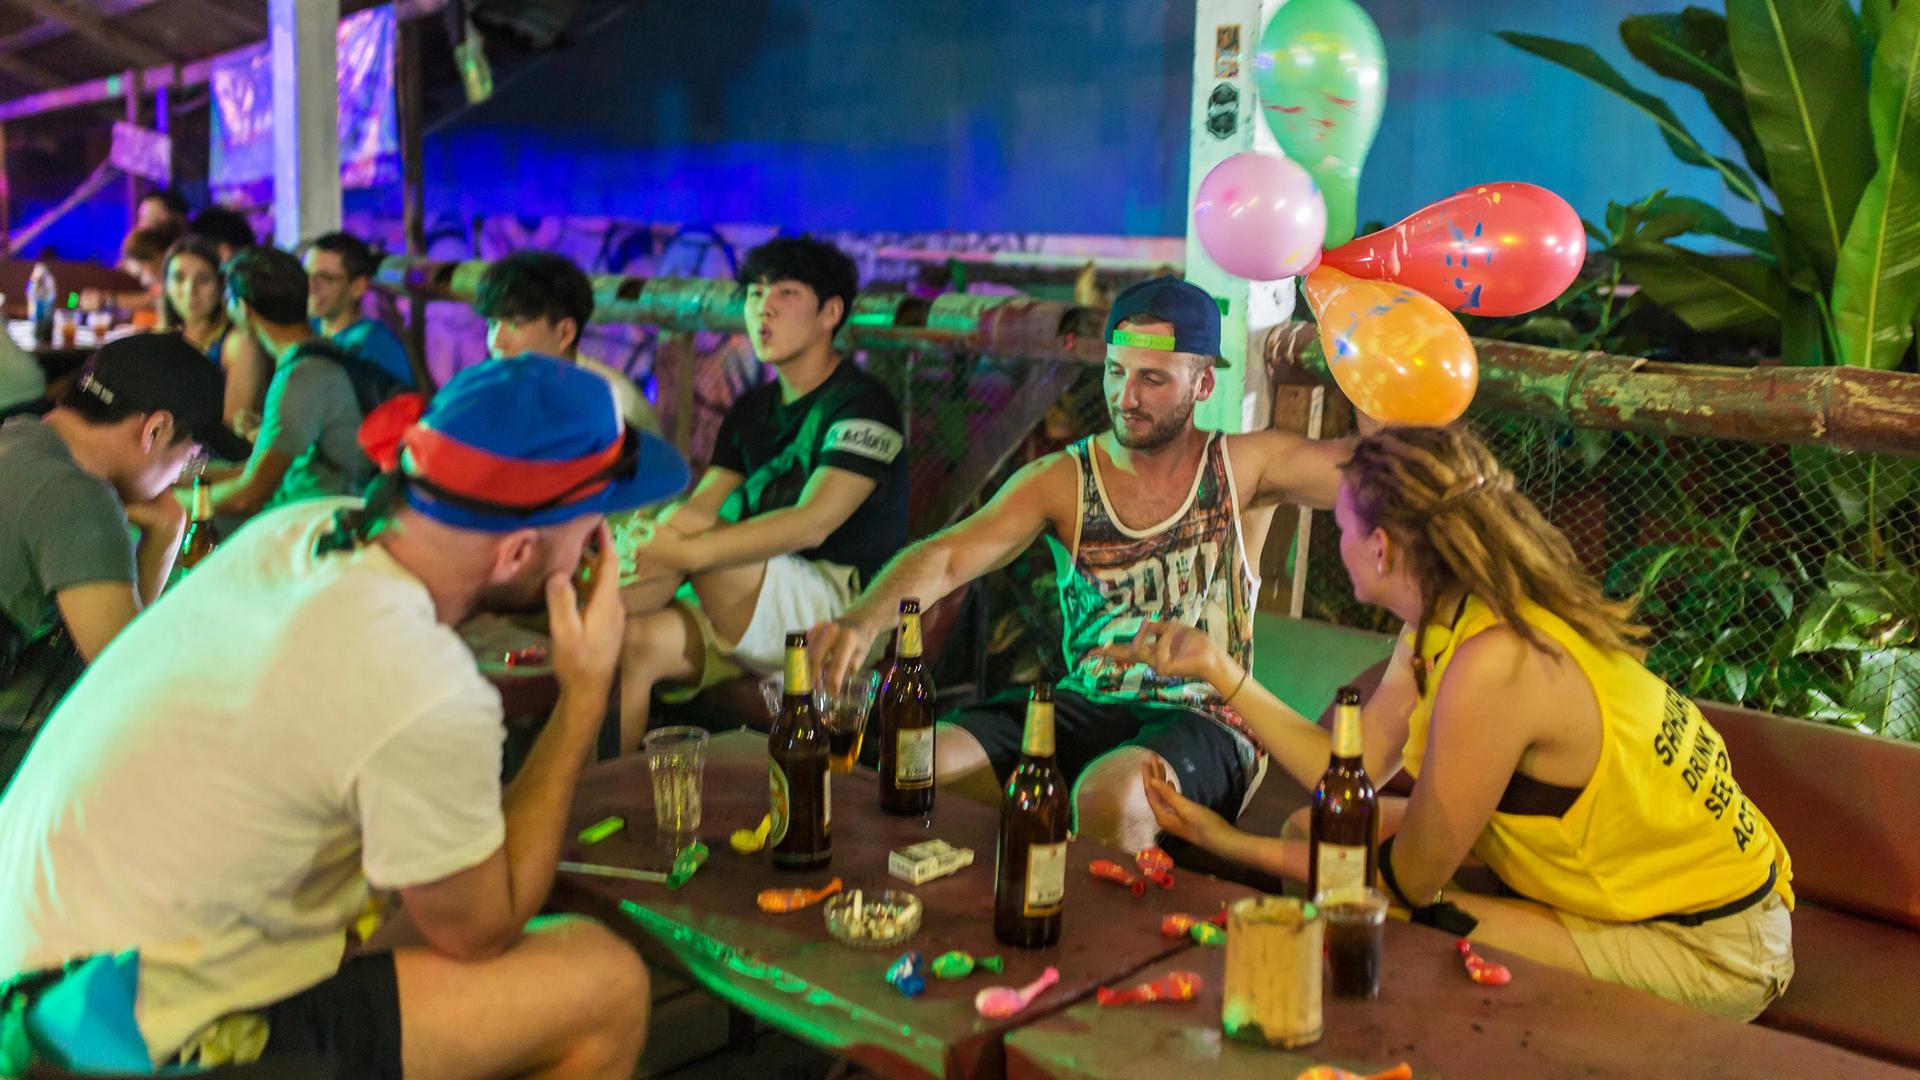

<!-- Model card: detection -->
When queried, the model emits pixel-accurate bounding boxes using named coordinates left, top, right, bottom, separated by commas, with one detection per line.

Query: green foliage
left=1501, top=1, right=1920, bottom=372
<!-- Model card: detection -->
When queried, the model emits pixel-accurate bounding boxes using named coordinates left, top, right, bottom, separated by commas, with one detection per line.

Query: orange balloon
left=1302, top=266, right=1478, bottom=425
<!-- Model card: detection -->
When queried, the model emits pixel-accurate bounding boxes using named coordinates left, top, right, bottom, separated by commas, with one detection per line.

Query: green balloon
left=1255, top=0, right=1387, bottom=246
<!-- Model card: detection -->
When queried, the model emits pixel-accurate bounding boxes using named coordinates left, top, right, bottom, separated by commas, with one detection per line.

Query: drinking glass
left=643, top=726, right=708, bottom=850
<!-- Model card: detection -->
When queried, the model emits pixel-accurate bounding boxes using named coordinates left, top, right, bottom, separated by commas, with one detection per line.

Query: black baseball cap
left=73, top=333, right=251, bottom=461
left=1103, top=275, right=1226, bottom=366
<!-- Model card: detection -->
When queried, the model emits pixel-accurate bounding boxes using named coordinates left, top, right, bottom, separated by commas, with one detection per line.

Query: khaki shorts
left=1557, top=891, right=1794, bottom=1022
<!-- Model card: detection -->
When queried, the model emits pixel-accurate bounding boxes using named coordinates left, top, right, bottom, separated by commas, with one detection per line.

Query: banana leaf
left=1620, top=8, right=1770, bottom=187
left=1636, top=194, right=1776, bottom=254
left=1727, top=0, right=1874, bottom=279
left=1833, top=0, right=1920, bottom=369
left=1863, top=0, right=1893, bottom=57
left=1499, top=31, right=1765, bottom=205
left=1613, top=240, right=1786, bottom=333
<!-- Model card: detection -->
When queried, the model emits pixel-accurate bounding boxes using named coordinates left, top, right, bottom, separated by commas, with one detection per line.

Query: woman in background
left=162, top=237, right=268, bottom=438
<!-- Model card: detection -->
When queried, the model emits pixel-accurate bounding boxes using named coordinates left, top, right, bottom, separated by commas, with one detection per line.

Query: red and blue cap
left=359, top=354, right=689, bottom=532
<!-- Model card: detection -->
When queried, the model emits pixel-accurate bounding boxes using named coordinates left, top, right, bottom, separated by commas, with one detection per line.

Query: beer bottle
left=1308, top=686, right=1377, bottom=898
left=178, top=477, right=219, bottom=571
left=878, top=597, right=936, bottom=815
left=769, top=632, right=831, bottom=871
left=993, top=683, right=1068, bottom=948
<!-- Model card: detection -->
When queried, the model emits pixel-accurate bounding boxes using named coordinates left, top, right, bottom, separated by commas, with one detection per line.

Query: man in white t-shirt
left=0, top=357, right=689, bottom=1076
left=476, top=249, right=662, bottom=434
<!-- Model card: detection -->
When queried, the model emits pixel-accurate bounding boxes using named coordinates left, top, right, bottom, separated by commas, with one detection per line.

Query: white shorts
left=716, top=555, right=860, bottom=674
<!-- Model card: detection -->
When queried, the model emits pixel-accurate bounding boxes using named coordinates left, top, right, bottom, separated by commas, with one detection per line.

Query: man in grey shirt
left=207, top=247, right=378, bottom=523
left=0, top=334, right=248, bottom=781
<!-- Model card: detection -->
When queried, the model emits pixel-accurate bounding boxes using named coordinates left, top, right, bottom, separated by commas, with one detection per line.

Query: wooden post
left=396, top=14, right=434, bottom=395
left=269, top=0, right=341, bottom=248
left=123, top=67, right=140, bottom=229
left=0, top=120, right=11, bottom=257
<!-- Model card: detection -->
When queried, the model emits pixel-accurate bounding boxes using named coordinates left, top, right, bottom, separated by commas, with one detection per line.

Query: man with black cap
left=0, top=356, right=687, bottom=1076
left=0, top=333, right=248, bottom=779
left=813, top=276, right=1364, bottom=852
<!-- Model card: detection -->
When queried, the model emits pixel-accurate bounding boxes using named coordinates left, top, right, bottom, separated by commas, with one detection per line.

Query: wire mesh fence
left=1298, top=413, right=1920, bottom=741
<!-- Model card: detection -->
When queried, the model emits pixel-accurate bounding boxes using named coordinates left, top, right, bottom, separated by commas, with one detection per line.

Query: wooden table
left=550, top=730, right=1257, bottom=1080
left=1003, top=919, right=1919, bottom=1080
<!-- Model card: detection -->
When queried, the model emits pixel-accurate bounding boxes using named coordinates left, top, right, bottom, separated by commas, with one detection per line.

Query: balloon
left=1322, top=182, right=1587, bottom=317
left=1303, top=266, right=1478, bottom=425
left=1255, top=0, right=1387, bottom=246
left=1193, top=151, right=1327, bottom=281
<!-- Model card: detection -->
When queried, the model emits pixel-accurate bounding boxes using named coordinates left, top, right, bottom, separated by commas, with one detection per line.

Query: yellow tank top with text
left=1400, top=595, right=1793, bottom=922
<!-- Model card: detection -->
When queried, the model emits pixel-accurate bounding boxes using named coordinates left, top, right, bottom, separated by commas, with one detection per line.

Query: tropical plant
left=1501, top=0, right=1920, bottom=372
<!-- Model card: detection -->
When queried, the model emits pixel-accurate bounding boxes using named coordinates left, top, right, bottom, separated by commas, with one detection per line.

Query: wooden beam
left=1, top=0, right=175, bottom=68
left=0, top=51, right=63, bottom=90
left=0, top=0, right=158, bottom=56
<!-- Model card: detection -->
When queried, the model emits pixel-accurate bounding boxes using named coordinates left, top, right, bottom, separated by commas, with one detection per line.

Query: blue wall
left=424, top=0, right=1751, bottom=238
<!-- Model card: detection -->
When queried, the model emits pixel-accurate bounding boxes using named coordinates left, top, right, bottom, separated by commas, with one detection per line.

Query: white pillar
left=270, top=0, right=340, bottom=248
left=1188, top=0, right=1295, bottom=435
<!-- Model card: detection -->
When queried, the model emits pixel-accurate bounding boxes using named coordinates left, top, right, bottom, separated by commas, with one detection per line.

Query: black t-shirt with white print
left=710, top=360, right=908, bottom=583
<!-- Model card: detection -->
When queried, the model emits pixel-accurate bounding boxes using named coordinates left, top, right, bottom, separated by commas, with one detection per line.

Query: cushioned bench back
left=1705, top=702, right=1920, bottom=929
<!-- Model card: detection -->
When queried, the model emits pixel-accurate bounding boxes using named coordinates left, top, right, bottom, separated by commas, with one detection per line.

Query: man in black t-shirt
left=618, top=237, right=907, bottom=748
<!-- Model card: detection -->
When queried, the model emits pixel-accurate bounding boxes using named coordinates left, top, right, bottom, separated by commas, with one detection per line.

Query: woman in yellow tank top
left=1099, top=426, right=1794, bottom=1021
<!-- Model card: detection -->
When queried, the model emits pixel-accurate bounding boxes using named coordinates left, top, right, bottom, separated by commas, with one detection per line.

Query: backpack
left=289, top=339, right=406, bottom=416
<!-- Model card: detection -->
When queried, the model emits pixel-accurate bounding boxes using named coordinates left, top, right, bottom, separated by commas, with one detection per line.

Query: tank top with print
left=1401, top=594, right=1794, bottom=922
left=1049, top=433, right=1261, bottom=751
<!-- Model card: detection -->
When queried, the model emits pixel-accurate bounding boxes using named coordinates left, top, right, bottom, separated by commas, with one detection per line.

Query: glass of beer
left=642, top=726, right=708, bottom=851
left=1317, top=885, right=1388, bottom=999
left=819, top=670, right=879, bottom=773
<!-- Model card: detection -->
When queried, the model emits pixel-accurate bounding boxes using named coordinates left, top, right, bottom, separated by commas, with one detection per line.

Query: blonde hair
left=1341, top=426, right=1646, bottom=691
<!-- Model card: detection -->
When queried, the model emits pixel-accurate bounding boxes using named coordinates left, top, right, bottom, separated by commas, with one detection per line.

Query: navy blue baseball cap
left=1103, top=275, right=1226, bottom=366
left=363, top=354, right=689, bottom=532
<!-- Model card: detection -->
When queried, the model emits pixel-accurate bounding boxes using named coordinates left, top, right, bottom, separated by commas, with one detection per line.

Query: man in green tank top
left=813, top=277, right=1362, bottom=850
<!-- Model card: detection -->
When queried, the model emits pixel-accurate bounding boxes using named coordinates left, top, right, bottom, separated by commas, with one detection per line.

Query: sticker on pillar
left=1214, top=25, right=1242, bottom=79
left=1207, top=84, right=1240, bottom=140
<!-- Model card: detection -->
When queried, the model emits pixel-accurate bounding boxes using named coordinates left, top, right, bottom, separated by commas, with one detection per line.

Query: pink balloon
left=1193, top=152, right=1328, bottom=280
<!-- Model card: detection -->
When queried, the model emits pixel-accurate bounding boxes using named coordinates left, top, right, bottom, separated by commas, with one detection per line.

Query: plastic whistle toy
left=1095, top=970, right=1202, bottom=1006
left=1294, top=1065, right=1413, bottom=1080
left=730, top=814, right=772, bottom=855
left=975, top=967, right=1060, bottom=1019
left=1188, top=922, right=1225, bottom=947
left=1135, top=847, right=1175, bottom=889
left=756, top=877, right=843, bottom=914
left=886, top=951, right=926, bottom=998
left=1456, top=939, right=1512, bottom=986
left=1159, top=911, right=1229, bottom=939
left=1089, top=859, right=1147, bottom=897
left=930, top=951, right=1004, bottom=980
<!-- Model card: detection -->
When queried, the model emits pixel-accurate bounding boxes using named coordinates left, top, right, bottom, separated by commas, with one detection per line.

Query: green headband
left=1108, top=328, right=1178, bottom=351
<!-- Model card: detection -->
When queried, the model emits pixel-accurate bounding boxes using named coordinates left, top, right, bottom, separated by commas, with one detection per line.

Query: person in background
left=475, top=250, right=661, bottom=435
left=0, top=357, right=682, bottom=1075
left=304, top=231, right=415, bottom=387
left=161, top=237, right=270, bottom=434
left=188, top=207, right=256, bottom=265
left=617, top=236, right=905, bottom=750
left=208, top=248, right=375, bottom=522
left=135, top=189, right=189, bottom=234
left=1111, top=425, right=1794, bottom=1021
left=117, top=222, right=184, bottom=320
left=0, top=335, right=247, bottom=783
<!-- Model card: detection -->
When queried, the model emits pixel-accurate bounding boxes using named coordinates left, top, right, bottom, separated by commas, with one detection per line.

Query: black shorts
left=942, top=687, right=1254, bottom=819
left=258, top=951, right=403, bottom=1080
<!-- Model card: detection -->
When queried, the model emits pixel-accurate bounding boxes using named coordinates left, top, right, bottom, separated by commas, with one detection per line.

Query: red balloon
left=1321, top=182, right=1586, bottom=317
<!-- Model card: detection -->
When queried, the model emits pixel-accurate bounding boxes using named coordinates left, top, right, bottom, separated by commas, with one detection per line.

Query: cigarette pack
left=888, top=839, right=974, bottom=885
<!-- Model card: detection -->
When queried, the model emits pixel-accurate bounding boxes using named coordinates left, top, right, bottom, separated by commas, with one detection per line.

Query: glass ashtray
left=823, top=888, right=923, bottom=949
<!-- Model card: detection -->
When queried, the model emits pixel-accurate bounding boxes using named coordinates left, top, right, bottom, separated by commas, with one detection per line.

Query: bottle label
left=1021, top=702, right=1056, bottom=758
left=1315, top=843, right=1367, bottom=896
left=899, top=613, right=923, bottom=658
left=822, top=767, right=832, bottom=833
left=768, top=762, right=790, bottom=846
left=1331, top=704, right=1363, bottom=759
left=895, top=727, right=935, bottom=788
left=1024, top=841, right=1067, bottom=917
left=784, top=645, right=812, bottom=697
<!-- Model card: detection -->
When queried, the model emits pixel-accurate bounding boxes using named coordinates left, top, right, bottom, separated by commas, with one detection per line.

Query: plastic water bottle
left=28, top=263, right=55, bottom=345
